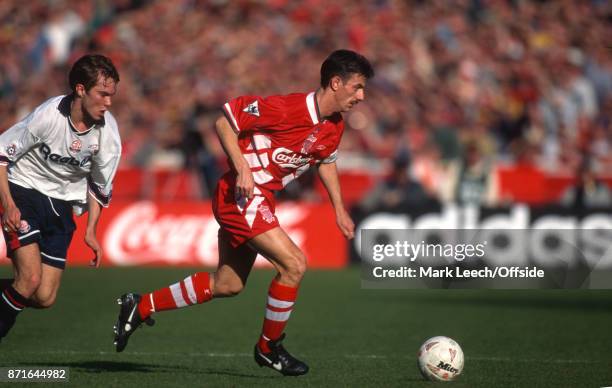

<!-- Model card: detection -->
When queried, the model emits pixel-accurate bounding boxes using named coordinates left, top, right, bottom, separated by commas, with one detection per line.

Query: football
left=417, top=336, right=464, bottom=381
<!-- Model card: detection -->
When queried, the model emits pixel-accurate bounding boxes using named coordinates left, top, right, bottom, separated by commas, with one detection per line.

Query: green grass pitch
left=0, top=266, right=611, bottom=387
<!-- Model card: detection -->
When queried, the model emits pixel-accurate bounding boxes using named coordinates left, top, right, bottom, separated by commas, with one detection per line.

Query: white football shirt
left=0, top=95, right=122, bottom=214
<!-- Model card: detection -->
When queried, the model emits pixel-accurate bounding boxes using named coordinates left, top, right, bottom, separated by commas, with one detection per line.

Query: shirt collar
left=306, top=91, right=321, bottom=125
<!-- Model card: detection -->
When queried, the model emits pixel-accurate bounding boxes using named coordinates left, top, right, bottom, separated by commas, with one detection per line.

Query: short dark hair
left=320, top=49, right=374, bottom=88
left=69, top=54, right=119, bottom=93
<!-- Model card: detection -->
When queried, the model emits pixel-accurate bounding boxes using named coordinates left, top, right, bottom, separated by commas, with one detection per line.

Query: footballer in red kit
left=214, top=92, right=344, bottom=247
left=113, top=49, right=374, bottom=376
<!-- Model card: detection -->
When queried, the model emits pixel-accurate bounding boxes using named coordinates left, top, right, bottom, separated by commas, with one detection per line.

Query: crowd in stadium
left=1, top=0, right=611, bottom=205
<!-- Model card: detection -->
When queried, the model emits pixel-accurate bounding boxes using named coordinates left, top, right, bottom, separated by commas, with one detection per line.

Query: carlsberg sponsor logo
left=272, top=148, right=311, bottom=168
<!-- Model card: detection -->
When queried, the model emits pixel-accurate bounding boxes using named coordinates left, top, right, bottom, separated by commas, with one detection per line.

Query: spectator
left=440, top=138, right=499, bottom=206
left=360, top=154, right=432, bottom=211
left=560, top=160, right=612, bottom=209
left=0, top=1, right=610, bottom=203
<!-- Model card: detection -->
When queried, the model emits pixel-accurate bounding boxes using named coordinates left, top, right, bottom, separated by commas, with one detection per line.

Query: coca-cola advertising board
left=0, top=201, right=348, bottom=268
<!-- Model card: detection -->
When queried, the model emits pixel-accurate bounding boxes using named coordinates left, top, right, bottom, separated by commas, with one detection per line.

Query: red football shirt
left=222, top=92, right=344, bottom=191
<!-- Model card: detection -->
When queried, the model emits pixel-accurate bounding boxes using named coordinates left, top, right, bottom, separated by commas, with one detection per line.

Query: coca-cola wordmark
left=0, top=201, right=348, bottom=268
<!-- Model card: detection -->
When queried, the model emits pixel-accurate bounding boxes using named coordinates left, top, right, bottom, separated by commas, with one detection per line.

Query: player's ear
left=75, top=84, right=85, bottom=98
left=330, top=76, right=342, bottom=92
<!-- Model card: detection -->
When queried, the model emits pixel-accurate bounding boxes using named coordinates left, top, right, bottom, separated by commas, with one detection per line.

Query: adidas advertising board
left=352, top=204, right=612, bottom=289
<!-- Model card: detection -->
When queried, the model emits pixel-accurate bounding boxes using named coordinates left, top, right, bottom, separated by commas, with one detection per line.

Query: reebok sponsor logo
left=39, top=143, right=91, bottom=167
left=272, top=147, right=311, bottom=168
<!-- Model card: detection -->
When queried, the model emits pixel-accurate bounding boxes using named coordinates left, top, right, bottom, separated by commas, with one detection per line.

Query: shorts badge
left=19, top=220, right=31, bottom=234
left=258, top=205, right=275, bottom=224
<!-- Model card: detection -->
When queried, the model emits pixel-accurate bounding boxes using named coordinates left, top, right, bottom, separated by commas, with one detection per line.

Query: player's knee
left=213, top=281, right=244, bottom=297
left=284, top=251, right=307, bottom=284
left=15, top=273, right=42, bottom=297
left=34, top=290, right=57, bottom=309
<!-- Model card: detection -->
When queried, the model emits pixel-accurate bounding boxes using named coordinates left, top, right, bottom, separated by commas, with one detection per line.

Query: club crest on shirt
left=5, top=144, right=16, bottom=156
left=70, top=139, right=82, bottom=153
left=301, top=134, right=317, bottom=154
left=243, top=101, right=260, bottom=117
left=301, top=127, right=321, bottom=154
left=258, top=205, right=275, bottom=223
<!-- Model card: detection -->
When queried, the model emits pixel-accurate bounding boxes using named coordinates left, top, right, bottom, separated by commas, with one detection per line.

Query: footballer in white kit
left=0, top=54, right=121, bottom=341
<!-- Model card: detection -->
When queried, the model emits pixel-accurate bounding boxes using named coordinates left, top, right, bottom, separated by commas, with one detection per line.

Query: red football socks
left=138, top=272, right=213, bottom=319
left=257, top=278, right=299, bottom=353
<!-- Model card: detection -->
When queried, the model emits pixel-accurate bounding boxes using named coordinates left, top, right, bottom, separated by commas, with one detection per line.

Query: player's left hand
left=84, top=231, right=103, bottom=268
left=336, top=208, right=355, bottom=240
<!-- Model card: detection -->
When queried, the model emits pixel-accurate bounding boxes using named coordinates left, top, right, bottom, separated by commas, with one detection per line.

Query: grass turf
left=0, top=266, right=611, bottom=387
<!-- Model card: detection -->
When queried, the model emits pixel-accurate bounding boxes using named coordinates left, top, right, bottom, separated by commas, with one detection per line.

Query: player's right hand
left=236, top=167, right=255, bottom=199
left=2, top=205, right=21, bottom=233
left=85, top=230, right=103, bottom=268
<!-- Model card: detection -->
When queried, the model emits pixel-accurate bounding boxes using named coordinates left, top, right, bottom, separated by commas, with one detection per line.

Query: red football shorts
left=212, top=173, right=279, bottom=247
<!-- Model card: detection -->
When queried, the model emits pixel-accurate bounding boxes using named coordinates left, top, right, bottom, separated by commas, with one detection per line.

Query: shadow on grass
left=361, top=290, right=612, bottom=312
left=199, top=368, right=277, bottom=379
left=416, top=292, right=612, bottom=312
left=19, top=361, right=277, bottom=379
left=20, top=361, right=167, bottom=373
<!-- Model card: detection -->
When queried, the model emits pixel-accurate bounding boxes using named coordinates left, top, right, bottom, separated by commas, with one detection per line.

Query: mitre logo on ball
left=418, top=336, right=464, bottom=382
